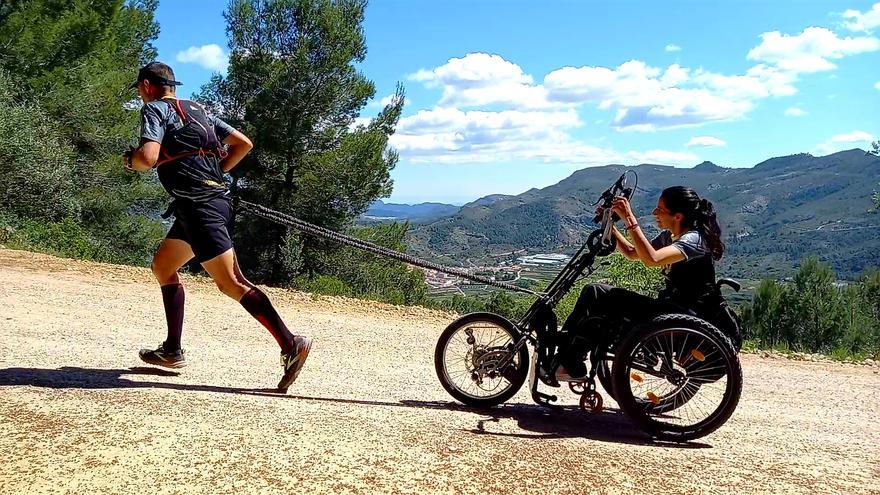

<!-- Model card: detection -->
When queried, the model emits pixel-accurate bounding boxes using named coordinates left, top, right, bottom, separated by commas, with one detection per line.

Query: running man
left=124, top=61, right=311, bottom=392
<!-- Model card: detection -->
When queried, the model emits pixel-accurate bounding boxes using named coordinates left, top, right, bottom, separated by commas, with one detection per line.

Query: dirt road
left=1, top=249, right=878, bottom=494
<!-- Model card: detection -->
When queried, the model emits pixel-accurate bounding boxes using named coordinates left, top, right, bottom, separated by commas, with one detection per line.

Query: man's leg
left=201, top=248, right=311, bottom=391
left=141, top=237, right=195, bottom=368
left=200, top=248, right=296, bottom=351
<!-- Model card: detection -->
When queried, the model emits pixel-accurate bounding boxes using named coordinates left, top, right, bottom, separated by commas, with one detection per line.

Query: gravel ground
left=1, top=249, right=878, bottom=495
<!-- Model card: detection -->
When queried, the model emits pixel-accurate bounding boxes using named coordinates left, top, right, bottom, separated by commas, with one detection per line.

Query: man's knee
left=151, top=261, right=178, bottom=285
left=214, top=279, right=247, bottom=299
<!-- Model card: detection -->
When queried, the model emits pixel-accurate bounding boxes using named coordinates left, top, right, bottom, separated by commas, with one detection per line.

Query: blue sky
left=154, top=0, right=880, bottom=204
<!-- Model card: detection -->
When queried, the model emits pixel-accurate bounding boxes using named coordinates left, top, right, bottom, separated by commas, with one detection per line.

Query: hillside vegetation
left=407, top=149, right=880, bottom=280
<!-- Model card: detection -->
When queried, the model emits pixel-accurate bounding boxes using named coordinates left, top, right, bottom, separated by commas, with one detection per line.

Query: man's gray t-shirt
left=140, top=100, right=236, bottom=145
left=139, top=99, right=237, bottom=201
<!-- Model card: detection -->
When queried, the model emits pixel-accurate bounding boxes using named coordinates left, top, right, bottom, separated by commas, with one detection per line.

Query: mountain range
left=401, top=149, right=880, bottom=280
left=361, top=194, right=513, bottom=223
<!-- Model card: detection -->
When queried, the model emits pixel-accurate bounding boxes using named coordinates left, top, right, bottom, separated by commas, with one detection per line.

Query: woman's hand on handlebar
left=611, top=196, right=636, bottom=226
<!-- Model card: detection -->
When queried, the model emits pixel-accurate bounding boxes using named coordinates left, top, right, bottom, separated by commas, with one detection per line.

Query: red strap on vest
left=153, top=98, right=228, bottom=168
left=154, top=148, right=228, bottom=168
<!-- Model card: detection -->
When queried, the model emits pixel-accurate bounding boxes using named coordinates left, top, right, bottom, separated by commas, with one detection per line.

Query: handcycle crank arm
left=628, top=361, right=676, bottom=380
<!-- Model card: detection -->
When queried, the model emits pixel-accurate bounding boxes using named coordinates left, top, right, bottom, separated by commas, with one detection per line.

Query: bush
left=0, top=72, right=79, bottom=222
left=742, top=256, right=880, bottom=357
left=293, top=222, right=428, bottom=306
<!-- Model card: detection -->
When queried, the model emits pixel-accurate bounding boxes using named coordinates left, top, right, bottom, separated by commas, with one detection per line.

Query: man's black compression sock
left=239, top=287, right=295, bottom=354
left=161, top=283, right=185, bottom=351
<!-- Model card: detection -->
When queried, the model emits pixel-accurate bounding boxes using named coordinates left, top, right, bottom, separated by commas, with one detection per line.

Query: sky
left=153, top=0, right=880, bottom=204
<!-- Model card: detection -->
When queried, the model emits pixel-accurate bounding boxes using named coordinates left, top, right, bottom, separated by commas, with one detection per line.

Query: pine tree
left=198, top=0, right=404, bottom=285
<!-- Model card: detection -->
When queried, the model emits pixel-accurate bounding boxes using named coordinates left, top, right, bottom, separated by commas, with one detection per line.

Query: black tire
left=596, top=350, right=616, bottom=398
left=434, top=312, right=530, bottom=408
left=597, top=348, right=698, bottom=412
left=611, top=314, right=743, bottom=442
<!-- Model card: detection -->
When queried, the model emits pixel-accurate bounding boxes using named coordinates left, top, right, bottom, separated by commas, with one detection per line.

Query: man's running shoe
left=139, top=342, right=187, bottom=369
left=277, top=336, right=312, bottom=393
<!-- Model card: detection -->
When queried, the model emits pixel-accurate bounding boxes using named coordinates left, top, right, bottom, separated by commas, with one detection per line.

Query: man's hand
left=122, top=147, right=135, bottom=171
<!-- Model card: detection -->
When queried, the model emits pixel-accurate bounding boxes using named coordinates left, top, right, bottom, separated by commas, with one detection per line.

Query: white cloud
left=686, top=136, right=727, bottom=147
left=410, top=55, right=739, bottom=126
left=390, top=107, right=587, bottom=163
left=543, top=61, right=757, bottom=130
left=747, top=27, right=880, bottom=74
left=785, top=107, right=808, bottom=117
left=628, top=149, right=699, bottom=165
left=875, top=80, right=880, bottom=90
left=389, top=106, right=698, bottom=167
left=665, top=44, right=682, bottom=52
left=409, top=53, right=555, bottom=109
left=366, top=94, right=400, bottom=109
left=842, top=3, right=880, bottom=32
left=694, top=65, right=797, bottom=99
left=405, top=27, right=878, bottom=137
left=813, top=130, right=875, bottom=155
left=831, top=130, right=874, bottom=143
left=176, top=44, right=229, bottom=72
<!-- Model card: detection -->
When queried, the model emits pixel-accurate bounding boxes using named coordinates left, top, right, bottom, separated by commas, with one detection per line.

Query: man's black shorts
left=166, top=194, right=234, bottom=262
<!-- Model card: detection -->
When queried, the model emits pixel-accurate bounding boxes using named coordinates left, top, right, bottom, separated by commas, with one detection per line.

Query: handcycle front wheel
left=611, top=314, right=743, bottom=442
left=434, top=312, right=530, bottom=408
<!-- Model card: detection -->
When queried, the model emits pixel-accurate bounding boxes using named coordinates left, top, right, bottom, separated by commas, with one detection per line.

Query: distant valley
left=390, top=149, right=879, bottom=281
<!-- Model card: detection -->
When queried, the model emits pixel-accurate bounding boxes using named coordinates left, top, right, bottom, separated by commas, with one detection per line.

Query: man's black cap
left=129, top=61, right=182, bottom=89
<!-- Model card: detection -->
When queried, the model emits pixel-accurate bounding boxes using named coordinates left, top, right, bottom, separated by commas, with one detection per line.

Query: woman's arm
left=612, top=226, right=639, bottom=260
left=612, top=197, right=685, bottom=267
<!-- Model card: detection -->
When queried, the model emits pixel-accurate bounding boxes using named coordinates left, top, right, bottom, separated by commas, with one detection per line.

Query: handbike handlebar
left=591, top=171, right=637, bottom=226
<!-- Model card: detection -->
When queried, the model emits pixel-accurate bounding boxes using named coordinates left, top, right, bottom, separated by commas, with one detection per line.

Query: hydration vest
left=156, top=98, right=227, bottom=167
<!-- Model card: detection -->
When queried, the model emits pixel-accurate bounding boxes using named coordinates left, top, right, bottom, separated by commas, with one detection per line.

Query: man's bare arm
left=127, top=140, right=161, bottom=172
left=220, top=130, right=253, bottom=172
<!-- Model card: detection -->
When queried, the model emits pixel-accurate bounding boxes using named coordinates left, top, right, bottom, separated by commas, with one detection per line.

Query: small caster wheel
left=579, top=391, right=603, bottom=414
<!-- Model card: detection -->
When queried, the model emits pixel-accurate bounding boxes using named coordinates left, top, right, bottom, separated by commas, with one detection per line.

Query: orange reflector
left=646, top=391, right=660, bottom=404
left=691, top=349, right=706, bottom=362
left=631, top=372, right=644, bottom=382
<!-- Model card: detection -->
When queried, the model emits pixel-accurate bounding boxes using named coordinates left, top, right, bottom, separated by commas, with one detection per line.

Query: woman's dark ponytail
left=661, top=187, right=725, bottom=260
left=696, top=198, right=724, bottom=261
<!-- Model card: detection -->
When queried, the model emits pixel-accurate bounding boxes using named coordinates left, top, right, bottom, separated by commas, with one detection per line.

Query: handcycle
left=433, top=172, right=743, bottom=442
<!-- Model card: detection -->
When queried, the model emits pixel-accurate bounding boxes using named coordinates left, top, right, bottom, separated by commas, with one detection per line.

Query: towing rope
left=234, top=199, right=541, bottom=296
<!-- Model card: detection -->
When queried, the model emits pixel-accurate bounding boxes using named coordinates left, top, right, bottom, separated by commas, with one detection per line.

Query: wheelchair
left=433, top=173, right=743, bottom=442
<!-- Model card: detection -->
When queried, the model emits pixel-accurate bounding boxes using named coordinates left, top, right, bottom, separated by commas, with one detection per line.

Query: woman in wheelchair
left=556, top=186, right=729, bottom=381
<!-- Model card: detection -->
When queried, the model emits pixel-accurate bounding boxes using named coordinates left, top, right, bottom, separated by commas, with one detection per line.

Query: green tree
left=0, top=0, right=165, bottom=263
left=870, top=141, right=879, bottom=210
left=785, top=257, right=846, bottom=352
left=741, top=279, right=785, bottom=346
left=303, top=222, right=428, bottom=305
left=198, top=0, right=403, bottom=285
left=839, top=284, right=877, bottom=355
left=551, top=253, right=663, bottom=325
left=0, top=71, right=78, bottom=221
left=857, top=269, right=880, bottom=324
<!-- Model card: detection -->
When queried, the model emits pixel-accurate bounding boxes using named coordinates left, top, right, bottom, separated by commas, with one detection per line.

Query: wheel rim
left=623, top=327, right=734, bottom=431
left=440, top=320, right=522, bottom=400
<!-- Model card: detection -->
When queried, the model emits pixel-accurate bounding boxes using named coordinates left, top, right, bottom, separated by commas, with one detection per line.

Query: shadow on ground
left=0, top=366, right=709, bottom=449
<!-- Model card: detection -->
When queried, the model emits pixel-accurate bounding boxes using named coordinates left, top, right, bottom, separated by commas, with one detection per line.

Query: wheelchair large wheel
left=434, top=312, right=529, bottom=407
left=600, top=351, right=702, bottom=413
left=611, top=314, right=742, bottom=442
